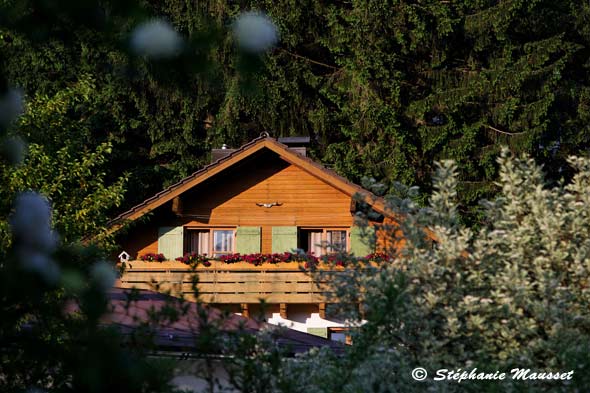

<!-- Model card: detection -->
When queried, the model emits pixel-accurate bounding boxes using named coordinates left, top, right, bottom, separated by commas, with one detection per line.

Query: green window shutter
left=272, top=226, right=298, bottom=253
left=158, top=226, right=184, bottom=260
left=307, top=327, right=328, bottom=338
left=350, top=226, right=375, bottom=257
left=236, top=226, right=261, bottom=254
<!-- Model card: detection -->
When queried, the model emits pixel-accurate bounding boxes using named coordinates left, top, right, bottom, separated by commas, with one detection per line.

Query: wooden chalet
left=111, top=135, right=395, bottom=339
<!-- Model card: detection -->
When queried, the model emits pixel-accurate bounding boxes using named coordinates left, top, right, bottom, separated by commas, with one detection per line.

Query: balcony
left=117, top=260, right=327, bottom=304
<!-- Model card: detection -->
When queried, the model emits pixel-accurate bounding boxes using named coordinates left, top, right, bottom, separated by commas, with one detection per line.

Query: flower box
left=121, top=259, right=310, bottom=271
left=126, top=251, right=391, bottom=271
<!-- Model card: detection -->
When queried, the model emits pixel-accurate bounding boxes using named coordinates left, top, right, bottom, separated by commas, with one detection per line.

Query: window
left=326, top=230, right=347, bottom=253
left=298, top=228, right=349, bottom=256
left=184, top=228, right=235, bottom=257
left=328, top=327, right=352, bottom=345
left=213, top=229, right=234, bottom=256
left=185, top=230, right=209, bottom=255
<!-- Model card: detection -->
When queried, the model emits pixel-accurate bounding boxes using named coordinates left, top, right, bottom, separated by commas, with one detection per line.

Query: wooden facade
left=113, top=140, right=390, bottom=261
left=121, top=151, right=356, bottom=258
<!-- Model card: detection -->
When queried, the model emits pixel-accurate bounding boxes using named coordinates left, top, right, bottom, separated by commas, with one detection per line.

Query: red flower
left=140, top=253, right=166, bottom=262
left=176, top=253, right=210, bottom=265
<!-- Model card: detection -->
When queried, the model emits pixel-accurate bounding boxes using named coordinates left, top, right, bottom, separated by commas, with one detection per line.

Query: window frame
left=298, top=227, right=350, bottom=255
left=325, top=229, right=348, bottom=253
left=184, top=228, right=210, bottom=255
left=211, top=228, right=235, bottom=257
left=184, top=227, right=236, bottom=257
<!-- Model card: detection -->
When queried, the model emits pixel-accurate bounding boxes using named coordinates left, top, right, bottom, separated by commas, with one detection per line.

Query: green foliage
left=292, top=151, right=590, bottom=392
left=3, top=1, right=590, bottom=213
left=0, top=4, right=184, bottom=390
left=0, top=142, right=127, bottom=245
left=0, top=240, right=180, bottom=393
left=0, top=77, right=129, bottom=246
left=2, top=1, right=590, bottom=392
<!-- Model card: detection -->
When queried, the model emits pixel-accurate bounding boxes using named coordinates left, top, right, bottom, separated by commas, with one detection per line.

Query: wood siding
left=118, top=151, right=355, bottom=257
left=376, top=217, right=406, bottom=255
left=181, top=152, right=353, bottom=228
left=120, top=220, right=159, bottom=258
left=118, top=261, right=329, bottom=304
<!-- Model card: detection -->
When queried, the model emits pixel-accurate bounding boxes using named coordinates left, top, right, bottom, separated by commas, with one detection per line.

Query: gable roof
left=108, top=136, right=389, bottom=231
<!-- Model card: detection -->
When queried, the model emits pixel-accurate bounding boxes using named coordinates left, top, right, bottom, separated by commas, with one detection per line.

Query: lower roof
left=105, top=288, right=344, bottom=355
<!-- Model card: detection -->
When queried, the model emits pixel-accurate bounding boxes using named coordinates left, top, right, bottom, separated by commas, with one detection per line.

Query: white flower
left=233, top=12, right=279, bottom=53
left=90, top=261, right=117, bottom=291
left=10, top=192, right=57, bottom=251
left=26, top=388, right=47, bottom=393
left=130, top=20, right=183, bottom=58
left=19, top=250, right=61, bottom=285
left=0, top=88, right=24, bottom=126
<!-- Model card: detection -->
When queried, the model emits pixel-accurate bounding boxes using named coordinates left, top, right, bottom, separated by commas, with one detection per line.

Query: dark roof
left=103, top=288, right=344, bottom=355
left=277, top=136, right=310, bottom=144
left=108, top=136, right=389, bottom=230
left=210, top=148, right=238, bottom=163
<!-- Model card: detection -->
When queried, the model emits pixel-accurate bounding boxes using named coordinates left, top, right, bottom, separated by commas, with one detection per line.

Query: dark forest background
left=2, top=0, right=590, bottom=220
left=2, top=3, right=590, bottom=392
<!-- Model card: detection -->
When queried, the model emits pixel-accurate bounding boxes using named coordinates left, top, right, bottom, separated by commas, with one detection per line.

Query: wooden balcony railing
left=117, top=260, right=328, bottom=303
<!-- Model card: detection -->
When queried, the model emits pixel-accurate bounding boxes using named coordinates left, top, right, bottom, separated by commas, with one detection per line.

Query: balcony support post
left=241, top=303, right=249, bottom=318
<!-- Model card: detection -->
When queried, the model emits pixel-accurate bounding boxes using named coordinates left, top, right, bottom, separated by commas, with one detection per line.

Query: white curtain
left=214, top=230, right=233, bottom=254
left=186, top=231, right=210, bottom=255
left=197, top=231, right=209, bottom=255
left=309, top=231, right=323, bottom=256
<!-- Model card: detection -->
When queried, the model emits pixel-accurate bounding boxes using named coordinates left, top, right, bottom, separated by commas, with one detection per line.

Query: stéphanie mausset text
left=433, top=368, right=574, bottom=383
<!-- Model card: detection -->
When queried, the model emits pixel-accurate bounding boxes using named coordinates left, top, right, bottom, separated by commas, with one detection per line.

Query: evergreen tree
left=3, top=0, right=590, bottom=213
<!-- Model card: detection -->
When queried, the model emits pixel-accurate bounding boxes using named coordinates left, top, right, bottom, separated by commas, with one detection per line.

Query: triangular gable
left=108, top=136, right=389, bottom=232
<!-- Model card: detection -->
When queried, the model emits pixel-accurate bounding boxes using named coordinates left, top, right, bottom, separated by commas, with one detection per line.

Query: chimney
left=211, top=144, right=237, bottom=163
left=210, top=136, right=311, bottom=163
left=278, top=136, right=310, bottom=156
